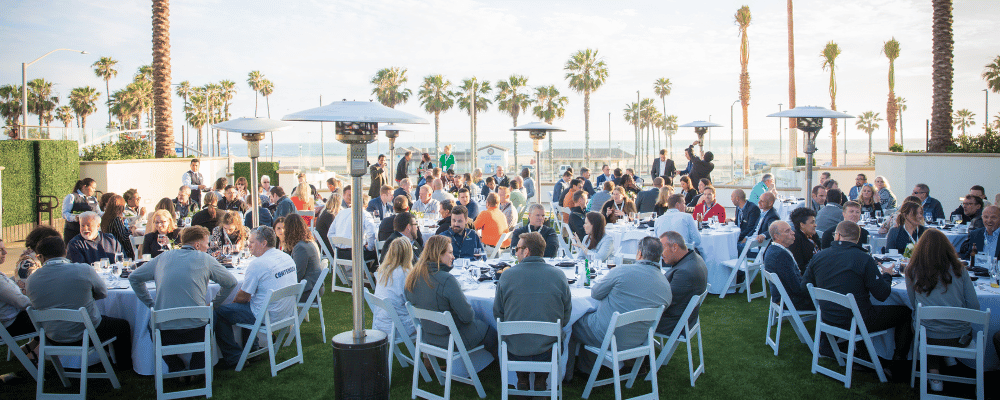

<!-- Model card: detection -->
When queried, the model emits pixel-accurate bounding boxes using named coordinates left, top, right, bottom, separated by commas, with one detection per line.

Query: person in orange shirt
left=561, top=178, right=583, bottom=223
left=692, top=186, right=726, bottom=223
left=475, top=193, right=511, bottom=248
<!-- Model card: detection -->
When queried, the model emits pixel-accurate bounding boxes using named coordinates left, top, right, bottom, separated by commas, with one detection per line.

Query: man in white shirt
left=214, top=226, right=298, bottom=369
left=654, top=194, right=703, bottom=254
left=412, top=185, right=440, bottom=214
left=328, top=203, right=379, bottom=270
left=181, top=158, right=208, bottom=206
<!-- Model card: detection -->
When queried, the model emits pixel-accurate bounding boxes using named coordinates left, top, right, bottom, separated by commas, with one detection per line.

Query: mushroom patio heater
left=212, top=117, right=291, bottom=228
left=379, top=123, right=408, bottom=182
left=510, top=122, right=565, bottom=205
left=767, top=106, right=853, bottom=198
left=678, top=120, right=723, bottom=154
left=283, top=101, right=427, bottom=399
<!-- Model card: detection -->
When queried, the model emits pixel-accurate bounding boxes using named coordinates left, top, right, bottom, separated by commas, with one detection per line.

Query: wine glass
left=157, top=233, right=169, bottom=250
left=223, top=244, right=233, bottom=256
left=115, top=252, right=124, bottom=265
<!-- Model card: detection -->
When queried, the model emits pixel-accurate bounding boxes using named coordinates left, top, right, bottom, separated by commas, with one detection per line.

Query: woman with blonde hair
left=857, top=185, right=883, bottom=216
left=292, top=182, right=315, bottom=226
left=405, top=235, right=495, bottom=353
left=315, top=193, right=342, bottom=254
left=284, top=214, right=323, bottom=302
left=142, top=209, right=179, bottom=258
left=654, top=186, right=674, bottom=216
left=373, top=237, right=416, bottom=338
left=471, top=168, right=485, bottom=191
left=209, top=210, right=250, bottom=254
left=873, top=175, right=897, bottom=210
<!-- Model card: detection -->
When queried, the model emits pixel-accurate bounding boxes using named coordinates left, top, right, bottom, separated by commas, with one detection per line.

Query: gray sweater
left=493, top=256, right=572, bottom=356
left=291, top=241, right=323, bottom=302
left=906, top=270, right=980, bottom=339
left=26, top=258, right=107, bottom=342
left=405, top=262, right=488, bottom=350
left=579, top=260, right=672, bottom=349
left=129, top=246, right=238, bottom=330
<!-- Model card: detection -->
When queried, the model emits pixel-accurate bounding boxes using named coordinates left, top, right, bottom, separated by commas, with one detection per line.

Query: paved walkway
left=1, top=240, right=26, bottom=277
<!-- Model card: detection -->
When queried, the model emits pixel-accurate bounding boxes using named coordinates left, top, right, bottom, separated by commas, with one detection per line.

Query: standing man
left=579, top=167, right=595, bottom=197
left=651, top=149, right=676, bottom=182
left=493, top=165, right=510, bottom=187
left=182, top=158, right=208, bottom=206
left=395, top=151, right=412, bottom=184
left=369, top=154, right=389, bottom=200
left=520, top=168, right=535, bottom=202
left=657, top=231, right=708, bottom=334
left=635, top=177, right=663, bottom=213
left=848, top=174, right=873, bottom=201
left=730, top=189, right=760, bottom=244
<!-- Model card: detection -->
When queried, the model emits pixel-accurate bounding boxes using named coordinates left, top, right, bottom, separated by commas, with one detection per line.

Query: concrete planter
left=874, top=152, right=1000, bottom=210
left=80, top=157, right=230, bottom=209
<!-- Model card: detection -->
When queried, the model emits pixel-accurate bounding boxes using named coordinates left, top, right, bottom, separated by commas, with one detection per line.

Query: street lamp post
left=511, top=122, right=565, bottom=206
left=730, top=100, right=738, bottom=181
left=778, top=103, right=783, bottom=165
left=21, top=48, right=87, bottom=136
left=767, top=106, right=854, bottom=198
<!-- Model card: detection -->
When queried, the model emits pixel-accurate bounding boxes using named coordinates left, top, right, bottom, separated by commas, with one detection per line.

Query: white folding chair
left=284, top=267, right=331, bottom=346
left=910, top=304, right=990, bottom=400
left=27, top=306, right=121, bottom=399
left=719, top=238, right=770, bottom=300
left=150, top=305, right=213, bottom=400
left=486, top=231, right=514, bottom=259
left=557, top=224, right=576, bottom=258
left=1, top=317, right=39, bottom=381
left=578, top=306, right=664, bottom=400
left=131, top=235, right=144, bottom=259
left=497, top=319, right=561, bottom=400
left=762, top=271, right=816, bottom=356
left=806, top=284, right=891, bottom=388
left=363, top=291, right=432, bottom=386
left=322, top=234, right=353, bottom=293
left=613, top=230, right=649, bottom=265
left=234, top=282, right=305, bottom=377
left=407, top=303, right=488, bottom=399
left=329, top=236, right=375, bottom=291
left=647, top=288, right=709, bottom=387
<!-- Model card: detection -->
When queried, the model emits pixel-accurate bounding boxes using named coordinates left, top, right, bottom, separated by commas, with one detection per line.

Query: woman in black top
left=653, top=187, right=673, bottom=216
left=190, top=192, right=222, bottom=233
left=788, top=207, right=821, bottom=273
left=101, top=195, right=136, bottom=259
left=857, top=185, right=883, bottom=217
left=679, top=176, right=697, bottom=206
left=619, top=174, right=641, bottom=196
left=142, top=209, right=180, bottom=258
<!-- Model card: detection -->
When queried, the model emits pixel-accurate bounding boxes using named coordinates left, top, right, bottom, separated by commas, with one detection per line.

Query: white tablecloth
left=865, top=224, right=968, bottom=253
left=700, top=228, right=741, bottom=295
left=871, top=277, right=1000, bottom=370
left=777, top=199, right=807, bottom=221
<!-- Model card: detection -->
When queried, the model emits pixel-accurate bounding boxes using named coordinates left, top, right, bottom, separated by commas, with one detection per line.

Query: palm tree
left=0, top=85, right=23, bottom=138
left=639, top=98, right=657, bottom=161
left=786, top=0, right=798, bottom=166
left=653, top=78, right=672, bottom=153
left=370, top=67, right=412, bottom=108
left=92, top=57, right=119, bottom=128
left=855, top=111, right=882, bottom=161
left=175, top=81, right=192, bottom=154
left=259, top=79, right=275, bottom=158
left=985, top=56, right=1000, bottom=93
left=882, top=38, right=901, bottom=148
left=185, top=91, right=208, bottom=153
left=664, top=114, right=679, bottom=158
left=219, top=80, right=237, bottom=157
left=247, top=71, right=264, bottom=117
left=456, top=77, right=492, bottom=170
left=27, top=78, right=59, bottom=131
left=418, top=74, right=455, bottom=161
left=952, top=109, right=976, bottom=135
left=564, top=48, right=609, bottom=166
left=821, top=41, right=841, bottom=166
left=895, top=96, right=907, bottom=142
left=533, top=85, right=568, bottom=176
left=55, top=105, right=73, bottom=132
left=736, top=5, right=752, bottom=174
left=930, top=0, right=954, bottom=152
left=69, top=86, right=100, bottom=130
left=495, top=75, right=532, bottom=170
left=127, top=80, right=154, bottom=130
left=992, top=112, right=1000, bottom=130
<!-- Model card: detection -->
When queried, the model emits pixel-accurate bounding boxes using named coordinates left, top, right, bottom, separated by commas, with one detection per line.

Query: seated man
left=27, top=236, right=133, bottom=369
left=731, top=189, right=760, bottom=243
left=815, top=189, right=845, bottom=234
left=913, top=183, right=945, bottom=222
left=510, top=204, right=560, bottom=258
left=129, top=226, right=238, bottom=372
left=456, top=188, right=480, bottom=220
left=480, top=176, right=497, bottom=199
left=654, top=194, right=703, bottom=254
left=474, top=193, right=511, bottom=248
left=441, top=205, right=486, bottom=261
left=430, top=178, right=455, bottom=204
left=492, top=165, right=510, bottom=188
left=173, top=185, right=201, bottom=224
left=329, top=199, right=379, bottom=269
left=635, top=177, right=663, bottom=214
left=589, top=181, right=614, bottom=213
left=66, top=211, right=122, bottom=264
left=692, top=186, right=725, bottom=223
left=810, top=185, right=827, bottom=213
left=393, top=178, right=414, bottom=203
left=269, top=186, right=297, bottom=219
left=764, top=221, right=814, bottom=311
left=366, top=185, right=394, bottom=220
left=960, top=205, right=1000, bottom=259
left=493, top=232, right=572, bottom=393
left=748, top=174, right=775, bottom=204
left=214, top=226, right=298, bottom=369
left=571, top=237, right=672, bottom=372
left=848, top=173, right=873, bottom=201
left=802, top=221, right=911, bottom=360
left=412, top=184, right=440, bottom=214
left=378, top=195, right=411, bottom=242
left=656, top=231, right=708, bottom=335
left=435, top=199, right=455, bottom=235
left=380, top=212, right=423, bottom=263
left=739, top=192, right=779, bottom=254
left=218, top=185, right=250, bottom=214
left=568, top=190, right=589, bottom=243
left=821, top=201, right=869, bottom=249
left=950, top=195, right=984, bottom=228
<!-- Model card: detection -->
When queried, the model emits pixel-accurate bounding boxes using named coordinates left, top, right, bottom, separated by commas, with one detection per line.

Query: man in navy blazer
left=739, top=192, right=778, bottom=255
left=959, top=205, right=1000, bottom=259
left=650, top=150, right=676, bottom=182
left=764, top=221, right=814, bottom=311
left=635, top=177, right=664, bottom=213
left=730, top=189, right=760, bottom=243
left=366, top=185, right=394, bottom=220
left=912, top=183, right=945, bottom=222
left=594, top=164, right=614, bottom=189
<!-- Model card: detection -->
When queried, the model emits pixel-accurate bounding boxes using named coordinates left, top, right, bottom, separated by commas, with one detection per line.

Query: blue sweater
left=67, top=233, right=123, bottom=264
left=441, top=228, right=485, bottom=260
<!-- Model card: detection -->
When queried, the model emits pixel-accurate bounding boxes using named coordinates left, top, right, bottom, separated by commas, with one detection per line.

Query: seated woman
left=573, top=212, right=613, bottom=262
left=788, top=207, right=821, bottom=273
left=678, top=176, right=696, bottom=207
left=601, top=187, right=637, bottom=224
left=142, top=209, right=180, bottom=258
left=619, top=173, right=641, bottom=197
left=905, top=229, right=980, bottom=391
left=150, top=197, right=176, bottom=222
left=405, top=235, right=496, bottom=354
left=191, top=192, right=222, bottom=233
left=315, top=193, right=341, bottom=255
left=209, top=211, right=251, bottom=254
left=291, top=182, right=315, bottom=226
left=102, top=194, right=136, bottom=259
left=234, top=177, right=251, bottom=203
left=283, top=214, right=323, bottom=302
left=886, top=201, right=927, bottom=255
left=213, top=177, right=228, bottom=201
left=373, top=237, right=417, bottom=338
left=874, top=175, right=897, bottom=210
left=653, top=186, right=673, bottom=216
left=857, top=185, right=883, bottom=217
left=879, top=195, right=922, bottom=235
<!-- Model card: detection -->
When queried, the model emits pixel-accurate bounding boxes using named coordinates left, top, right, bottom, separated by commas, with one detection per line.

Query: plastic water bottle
left=583, top=259, right=591, bottom=287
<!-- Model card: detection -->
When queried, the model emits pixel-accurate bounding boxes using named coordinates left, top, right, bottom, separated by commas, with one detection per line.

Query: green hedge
left=0, top=140, right=80, bottom=228
left=81, top=136, right=153, bottom=161
left=948, top=128, right=1000, bottom=153
left=234, top=161, right=280, bottom=188
left=37, top=141, right=80, bottom=200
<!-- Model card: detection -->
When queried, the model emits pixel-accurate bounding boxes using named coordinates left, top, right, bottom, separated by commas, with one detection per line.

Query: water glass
left=115, top=252, right=124, bottom=265
left=924, top=212, right=933, bottom=224
left=223, top=244, right=232, bottom=255
left=100, top=258, right=110, bottom=270
left=158, top=233, right=169, bottom=249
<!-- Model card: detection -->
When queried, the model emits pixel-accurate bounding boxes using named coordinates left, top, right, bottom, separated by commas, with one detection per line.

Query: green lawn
left=2, top=274, right=992, bottom=399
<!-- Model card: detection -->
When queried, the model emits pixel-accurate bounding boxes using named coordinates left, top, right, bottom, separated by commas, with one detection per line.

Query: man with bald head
left=430, top=178, right=455, bottom=203
left=738, top=192, right=779, bottom=254
left=960, top=205, right=1000, bottom=259
left=764, top=221, right=813, bottom=311
left=731, top=189, right=761, bottom=243
left=413, top=184, right=440, bottom=214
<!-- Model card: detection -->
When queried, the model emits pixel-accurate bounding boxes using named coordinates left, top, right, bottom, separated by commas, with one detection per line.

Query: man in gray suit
left=815, top=188, right=845, bottom=234
left=571, top=237, right=672, bottom=373
left=635, top=177, right=664, bottom=213
left=656, top=231, right=708, bottom=335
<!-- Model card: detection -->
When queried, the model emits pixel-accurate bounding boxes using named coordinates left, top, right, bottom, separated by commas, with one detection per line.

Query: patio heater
left=379, top=123, right=408, bottom=182
left=283, top=101, right=426, bottom=399
left=212, top=117, right=291, bottom=228
left=767, top=106, right=853, bottom=198
left=510, top=122, right=565, bottom=205
left=678, top=120, right=724, bottom=154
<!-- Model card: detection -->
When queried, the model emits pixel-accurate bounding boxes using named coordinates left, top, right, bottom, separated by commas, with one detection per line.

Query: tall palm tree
left=185, top=90, right=207, bottom=153
left=247, top=71, right=264, bottom=117
left=786, top=0, right=798, bottom=166
left=639, top=98, right=657, bottom=162
left=219, top=80, right=237, bottom=157
left=495, top=75, right=532, bottom=169
left=175, top=81, right=192, bottom=154
left=456, top=77, right=492, bottom=170
left=69, top=86, right=100, bottom=130
left=27, top=78, right=59, bottom=129
left=952, top=109, right=976, bottom=135
left=0, top=85, right=23, bottom=138
left=55, top=105, right=73, bottom=132
left=418, top=74, right=455, bottom=161
left=564, top=48, right=609, bottom=166
left=533, top=85, right=568, bottom=176
left=821, top=41, right=841, bottom=166
left=653, top=78, right=672, bottom=154
left=736, top=5, right=752, bottom=174
left=92, top=57, right=119, bottom=129
left=855, top=111, right=882, bottom=162
left=370, top=67, right=412, bottom=108
left=882, top=38, right=901, bottom=148
left=985, top=56, right=1000, bottom=93
left=127, top=79, right=154, bottom=130
left=930, top=0, right=954, bottom=152
left=895, top=96, right=907, bottom=143
left=664, top=114, right=679, bottom=158
left=259, top=79, right=274, bottom=158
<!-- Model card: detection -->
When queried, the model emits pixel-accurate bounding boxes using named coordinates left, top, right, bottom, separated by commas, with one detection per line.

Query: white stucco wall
left=874, top=152, right=1000, bottom=211
left=80, top=157, right=229, bottom=208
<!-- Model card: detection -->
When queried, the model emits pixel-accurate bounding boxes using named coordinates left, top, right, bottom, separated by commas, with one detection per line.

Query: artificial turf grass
left=0, top=273, right=971, bottom=399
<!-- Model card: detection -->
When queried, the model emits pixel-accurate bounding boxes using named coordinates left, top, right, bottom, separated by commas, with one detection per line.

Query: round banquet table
left=862, top=223, right=968, bottom=253
left=777, top=198, right=807, bottom=221
left=698, top=227, right=741, bottom=295
left=57, top=263, right=247, bottom=375
left=870, top=275, right=1000, bottom=370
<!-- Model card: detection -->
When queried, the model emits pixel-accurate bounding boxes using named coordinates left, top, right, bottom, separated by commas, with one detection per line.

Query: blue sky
left=2, top=0, right=998, bottom=148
